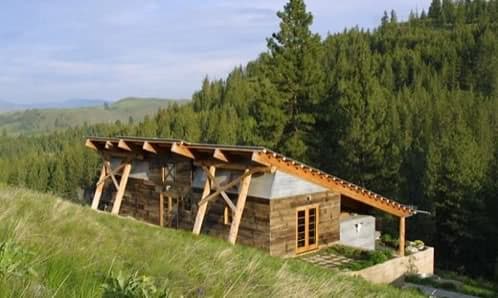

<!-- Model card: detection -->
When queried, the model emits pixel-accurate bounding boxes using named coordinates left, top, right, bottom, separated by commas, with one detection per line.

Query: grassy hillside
left=0, top=185, right=423, bottom=297
left=0, top=97, right=189, bottom=135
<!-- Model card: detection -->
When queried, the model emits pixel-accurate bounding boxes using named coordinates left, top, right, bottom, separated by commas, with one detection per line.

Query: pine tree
left=390, top=10, right=398, bottom=23
left=429, top=0, right=444, bottom=24
left=475, top=28, right=498, bottom=97
left=381, top=11, right=389, bottom=27
left=323, top=32, right=401, bottom=195
left=265, top=0, right=325, bottom=161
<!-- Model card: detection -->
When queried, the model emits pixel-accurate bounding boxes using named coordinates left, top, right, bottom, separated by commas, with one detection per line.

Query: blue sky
left=0, top=0, right=430, bottom=103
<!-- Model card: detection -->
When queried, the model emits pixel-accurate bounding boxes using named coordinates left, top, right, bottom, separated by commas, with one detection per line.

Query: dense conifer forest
left=0, top=0, right=496, bottom=279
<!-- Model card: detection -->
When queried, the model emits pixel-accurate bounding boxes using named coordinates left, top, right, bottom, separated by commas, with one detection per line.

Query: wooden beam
left=194, top=161, right=269, bottom=172
left=228, top=170, right=252, bottom=244
left=105, top=141, right=114, bottom=150
left=252, top=152, right=410, bottom=217
left=98, top=163, right=126, bottom=185
left=91, top=163, right=107, bottom=210
left=104, top=161, right=120, bottom=190
left=197, top=168, right=258, bottom=206
left=171, top=142, right=195, bottom=159
left=213, top=148, right=229, bottom=162
left=399, top=217, right=406, bottom=257
left=159, top=192, right=164, bottom=227
left=192, top=166, right=215, bottom=235
left=159, top=164, right=165, bottom=227
left=99, top=150, right=144, bottom=160
left=168, top=196, right=173, bottom=226
left=118, top=139, right=132, bottom=151
left=111, top=162, right=132, bottom=215
left=143, top=141, right=158, bottom=154
left=85, top=139, right=98, bottom=151
left=203, top=167, right=236, bottom=212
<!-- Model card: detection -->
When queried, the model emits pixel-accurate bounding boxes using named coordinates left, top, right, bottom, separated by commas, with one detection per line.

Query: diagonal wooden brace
left=111, top=162, right=132, bottom=215
left=193, top=166, right=216, bottom=235
left=203, top=167, right=236, bottom=212
left=228, top=169, right=252, bottom=244
left=197, top=168, right=257, bottom=207
left=104, top=161, right=121, bottom=190
left=91, top=163, right=107, bottom=210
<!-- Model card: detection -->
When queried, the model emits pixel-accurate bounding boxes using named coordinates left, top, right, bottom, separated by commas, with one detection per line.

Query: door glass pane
left=297, top=210, right=306, bottom=248
left=308, top=208, right=316, bottom=245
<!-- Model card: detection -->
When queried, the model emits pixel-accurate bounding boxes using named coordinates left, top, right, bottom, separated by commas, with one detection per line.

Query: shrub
left=380, top=234, right=399, bottom=248
left=0, top=239, right=36, bottom=278
left=327, top=245, right=394, bottom=271
left=102, top=271, right=172, bottom=298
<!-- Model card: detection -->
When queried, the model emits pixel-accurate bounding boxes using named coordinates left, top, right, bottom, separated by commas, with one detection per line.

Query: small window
left=224, top=206, right=232, bottom=225
left=162, top=163, right=176, bottom=183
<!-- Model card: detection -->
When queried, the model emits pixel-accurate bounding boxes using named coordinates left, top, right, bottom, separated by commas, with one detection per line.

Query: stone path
left=300, top=251, right=353, bottom=270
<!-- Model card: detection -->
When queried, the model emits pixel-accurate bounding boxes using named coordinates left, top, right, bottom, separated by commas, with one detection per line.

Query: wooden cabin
left=86, top=137, right=415, bottom=257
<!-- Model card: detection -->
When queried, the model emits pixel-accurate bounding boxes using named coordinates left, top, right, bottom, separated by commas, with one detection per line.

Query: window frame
left=295, top=204, right=319, bottom=254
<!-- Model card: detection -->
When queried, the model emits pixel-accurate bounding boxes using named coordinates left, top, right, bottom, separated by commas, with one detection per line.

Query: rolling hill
left=0, top=185, right=423, bottom=297
left=0, top=99, right=108, bottom=113
left=0, top=97, right=189, bottom=135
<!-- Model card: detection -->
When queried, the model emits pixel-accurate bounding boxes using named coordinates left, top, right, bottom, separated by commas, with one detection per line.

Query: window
left=296, top=205, right=319, bottom=254
left=162, top=163, right=176, bottom=183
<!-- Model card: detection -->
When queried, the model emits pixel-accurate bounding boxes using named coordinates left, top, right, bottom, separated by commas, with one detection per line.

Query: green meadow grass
left=0, top=186, right=423, bottom=297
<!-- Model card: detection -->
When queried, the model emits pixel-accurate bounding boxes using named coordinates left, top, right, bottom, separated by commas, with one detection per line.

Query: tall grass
left=0, top=186, right=423, bottom=297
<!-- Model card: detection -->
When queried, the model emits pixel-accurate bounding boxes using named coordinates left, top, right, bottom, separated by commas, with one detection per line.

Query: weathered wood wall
left=269, top=191, right=340, bottom=257
left=178, top=191, right=271, bottom=250
left=102, top=156, right=341, bottom=257
left=105, top=153, right=193, bottom=224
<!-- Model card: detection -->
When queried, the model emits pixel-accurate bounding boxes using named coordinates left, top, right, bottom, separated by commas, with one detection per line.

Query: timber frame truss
left=86, top=136, right=415, bottom=254
left=192, top=166, right=267, bottom=244
left=91, top=154, right=132, bottom=215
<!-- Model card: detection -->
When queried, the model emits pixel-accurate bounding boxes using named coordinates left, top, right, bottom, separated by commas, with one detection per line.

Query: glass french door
left=296, top=205, right=319, bottom=254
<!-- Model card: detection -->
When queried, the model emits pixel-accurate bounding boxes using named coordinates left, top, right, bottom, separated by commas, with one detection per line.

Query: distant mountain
left=0, top=97, right=189, bottom=135
left=0, top=99, right=108, bottom=112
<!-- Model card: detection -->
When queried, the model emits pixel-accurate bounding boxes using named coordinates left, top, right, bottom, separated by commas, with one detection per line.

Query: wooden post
left=228, top=170, right=252, bottom=244
left=192, top=166, right=215, bottom=235
left=111, top=162, right=132, bottom=215
left=167, top=196, right=173, bottom=226
left=159, top=193, right=164, bottom=227
left=159, top=166, right=165, bottom=227
left=399, top=216, right=406, bottom=257
left=91, top=164, right=107, bottom=210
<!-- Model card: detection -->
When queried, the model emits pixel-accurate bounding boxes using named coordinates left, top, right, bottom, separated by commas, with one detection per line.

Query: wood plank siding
left=269, top=191, right=340, bottom=257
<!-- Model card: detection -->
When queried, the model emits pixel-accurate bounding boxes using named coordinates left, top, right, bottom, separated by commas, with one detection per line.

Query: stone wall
left=345, top=247, right=434, bottom=284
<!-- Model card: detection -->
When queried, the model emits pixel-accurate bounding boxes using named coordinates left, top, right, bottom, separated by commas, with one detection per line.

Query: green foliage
left=0, top=239, right=36, bottom=279
left=326, top=245, right=394, bottom=271
left=380, top=234, right=399, bottom=249
left=102, top=271, right=172, bottom=298
left=264, top=0, right=325, bottom=161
